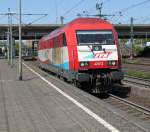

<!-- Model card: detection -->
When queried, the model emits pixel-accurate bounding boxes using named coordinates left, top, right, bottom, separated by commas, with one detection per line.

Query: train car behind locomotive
left=38, top=18, right=123, bottom=93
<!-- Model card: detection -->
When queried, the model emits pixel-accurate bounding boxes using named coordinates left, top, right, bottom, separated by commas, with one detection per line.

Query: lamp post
left=19, top=0, right=22, bottom=80
left=9, top=8, right=13, bottom=67
left=130, top=17, right=134, bottom=59
left=7, top=31, right=10, bottom=64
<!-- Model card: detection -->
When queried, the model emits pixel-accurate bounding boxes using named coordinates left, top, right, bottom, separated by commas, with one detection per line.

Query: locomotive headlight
left=108, top=61, right=116, bottom=66
left=112, top=61, right=116, bottom=66
left=80, top=62, right=85, bottom=67
left=80, top=61, right=89, bottom=67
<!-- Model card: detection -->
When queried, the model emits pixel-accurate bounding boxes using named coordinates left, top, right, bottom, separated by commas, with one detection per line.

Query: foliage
left=134, top=46, right=144, bottom=56
left=15, top=42, right=26, bottom=56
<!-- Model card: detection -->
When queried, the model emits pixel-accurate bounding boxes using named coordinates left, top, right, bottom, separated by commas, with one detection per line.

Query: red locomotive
left=38, top=18, right=123, bottom=93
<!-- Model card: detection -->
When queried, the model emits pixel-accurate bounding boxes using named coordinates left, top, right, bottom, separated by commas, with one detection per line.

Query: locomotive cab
left=73, top=29, right=123, bottom=92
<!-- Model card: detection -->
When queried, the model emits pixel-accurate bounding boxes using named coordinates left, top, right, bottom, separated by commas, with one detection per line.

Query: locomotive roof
left=68, top=18, right=111, bottom=26
left=41, top=18, right=113, bottom=41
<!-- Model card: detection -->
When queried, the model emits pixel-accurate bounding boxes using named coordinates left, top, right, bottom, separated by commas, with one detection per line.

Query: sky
left=0, top=0, right=150, bottom=25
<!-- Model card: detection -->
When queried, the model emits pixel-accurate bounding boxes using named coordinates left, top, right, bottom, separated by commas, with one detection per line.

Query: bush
left=140, top=47, right=150, bottom=57
left=134, top=46, right=144, bottom=56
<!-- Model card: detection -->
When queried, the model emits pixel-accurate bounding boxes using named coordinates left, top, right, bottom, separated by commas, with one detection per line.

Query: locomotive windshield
left=76, top=30, right=114, bottom=45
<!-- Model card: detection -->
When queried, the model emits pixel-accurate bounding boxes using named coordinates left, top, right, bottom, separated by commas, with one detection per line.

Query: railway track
left=123, top=62, right=150, bottom=66
left=104, top=94, right=150, bottom=125
left=27, top=60, right=150, bottom=131
left=123, top=63, right=150, bottom=74
left=123, top=57, right=150, bottom=66
left=123, top=75, right=150, bottom=88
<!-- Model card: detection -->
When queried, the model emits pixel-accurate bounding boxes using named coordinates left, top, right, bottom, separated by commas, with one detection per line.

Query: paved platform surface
left=0, top=59, right=148, bottom=132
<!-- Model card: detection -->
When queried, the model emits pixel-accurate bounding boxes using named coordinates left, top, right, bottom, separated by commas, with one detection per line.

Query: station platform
left=0, top=59, right=147, bottom=132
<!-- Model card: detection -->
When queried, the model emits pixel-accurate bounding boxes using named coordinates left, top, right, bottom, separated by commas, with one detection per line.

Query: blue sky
left=0, top=0, right=150, bottom=24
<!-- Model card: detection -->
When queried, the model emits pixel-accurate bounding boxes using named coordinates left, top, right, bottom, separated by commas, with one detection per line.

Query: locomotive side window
left=76, top=30, right=114, bottom=45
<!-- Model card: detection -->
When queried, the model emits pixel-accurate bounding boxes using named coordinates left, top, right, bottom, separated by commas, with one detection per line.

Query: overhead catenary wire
left=12, top=14, right=47, bottom=24
left=87, top=0, right=150, bottom=23
left=62, top=0, right=85, bottom=17
left=12, top=15, right=32, bottom=25
left=11, top=14, right=48, bottom=33
left=110, top=12, right=122, bottom=23
left=18, top=13, right=48, bottom=16
left=84, top=0, right=111, bottom=15
left=118, top=0, right=150, bottom=14
left=138, top=17, right=150, bottom=24
left=0, top=15, right=7, bottom=22
left=25, top=14, right=48, bottom=25
left=53, top=0, right=65, bottom=23
left=57, top=0, right=65, bottom=8
left=77, top=0, right=115, bottom=21
left=111, top=0, right=150, bottom=23
left=135, top=13, right=150, bottom=24
left=0, top=12, right=48, bottom=26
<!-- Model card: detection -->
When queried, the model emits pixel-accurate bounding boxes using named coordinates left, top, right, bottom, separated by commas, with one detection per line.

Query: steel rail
left=124, top=75, right=150, bottom=82
left=109, top=94, right=150, bottom=115
left=123, top=76, right=150, bottom=87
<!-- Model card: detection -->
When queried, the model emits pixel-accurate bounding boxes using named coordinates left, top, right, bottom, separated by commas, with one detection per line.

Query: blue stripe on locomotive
left=51, top=61, right=69, bottom=70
